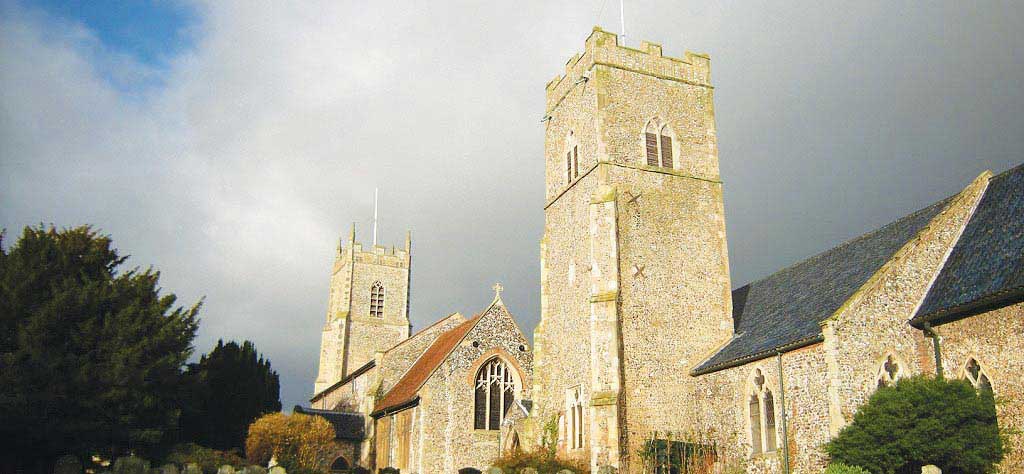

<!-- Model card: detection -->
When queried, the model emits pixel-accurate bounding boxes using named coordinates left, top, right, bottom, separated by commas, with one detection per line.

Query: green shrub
left=490, top=449, right=588, bottom=474
left=824, top=464, right=870, bottom=474
left=826, top=375, right=1003, bottom=474
left=166, top=444, right=245, bottom=474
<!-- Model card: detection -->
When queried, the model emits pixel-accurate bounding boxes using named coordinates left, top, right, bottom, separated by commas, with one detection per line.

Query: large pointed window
left=369, top=281, right=385, bottom=318
left=747, top=368, right=779, bottom=454
left=644, top=118, right=674, bottom=169
left=474, top=358, right=516, bottom=430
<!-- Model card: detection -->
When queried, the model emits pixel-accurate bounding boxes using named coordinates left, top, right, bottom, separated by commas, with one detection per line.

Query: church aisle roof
left=372, top=311, right=484, bottom=416
left=913, top=163, right=1024, bottom=325
left=692, top=194, right=952, bottom=375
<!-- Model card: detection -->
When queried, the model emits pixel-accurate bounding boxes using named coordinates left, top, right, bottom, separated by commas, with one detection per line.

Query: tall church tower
left=533, top=28, right=733, bottom=472
left=314, top=225, right=411, bottom=396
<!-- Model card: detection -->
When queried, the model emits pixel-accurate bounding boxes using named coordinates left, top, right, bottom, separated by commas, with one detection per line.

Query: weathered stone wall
left=408, top=302, right=533, bottom=474
left=823, top=173, right=988, bottom=435
left=537, top=26, right=731, bottom=474
left=926, top=302, right=1024, bottom=472
left=694, top=344, right=832, bottom=474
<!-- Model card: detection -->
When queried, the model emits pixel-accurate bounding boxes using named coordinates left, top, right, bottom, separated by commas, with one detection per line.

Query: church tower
left=314, top=225, right=411, bottom=396
left=533, top=28, right=733, bottom=472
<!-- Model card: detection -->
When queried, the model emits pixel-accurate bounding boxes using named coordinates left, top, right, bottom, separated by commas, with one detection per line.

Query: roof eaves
left=690, top=334, right=824, bottom=376
left=910, top=286, right=1024, bottom=328
left=370, top=396, right=420, bottom=418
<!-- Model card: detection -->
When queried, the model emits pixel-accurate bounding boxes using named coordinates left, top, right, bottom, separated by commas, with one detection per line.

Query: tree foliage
left=245, top=412, right=335, bottom=472
left=180, top=339, right=281, bottom=451
left=826, top=375, right=1003, bottom=474
left=0, top=225, right=200, bottom=469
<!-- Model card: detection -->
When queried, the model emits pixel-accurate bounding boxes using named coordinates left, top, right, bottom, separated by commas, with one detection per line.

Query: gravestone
left=182, top=464, right=202, bottom=474
left=921, top=466, right=941, bottom=474
left=268, top=467, right=286, bottom=474
left=241, top=466, right=267, bottom=474
left=217, top=466, right=235, bottom=474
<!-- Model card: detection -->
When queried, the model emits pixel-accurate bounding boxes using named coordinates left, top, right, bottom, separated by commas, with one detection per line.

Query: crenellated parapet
left=545, top=26, right=712, bottom=112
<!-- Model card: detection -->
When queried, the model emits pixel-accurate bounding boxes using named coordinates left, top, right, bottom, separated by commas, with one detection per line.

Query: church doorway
left=329, top=456, right=352, bottom=474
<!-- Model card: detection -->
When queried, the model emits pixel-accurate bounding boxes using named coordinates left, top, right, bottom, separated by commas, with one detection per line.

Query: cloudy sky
left=2, top=0, right=1022, bottom=411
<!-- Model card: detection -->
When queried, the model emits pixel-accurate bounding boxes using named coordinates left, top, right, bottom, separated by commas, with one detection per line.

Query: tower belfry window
left=369, top=281, right=385, bottom=318
left=644, top=119, right=674, bottom=169
left=565, top=132, right=579, bottom=184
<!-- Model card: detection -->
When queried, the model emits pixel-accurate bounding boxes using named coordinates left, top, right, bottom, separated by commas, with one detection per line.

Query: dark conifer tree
left=180, top=339, right=282, bottom=452
left=0, top=225, right=200, bottom=472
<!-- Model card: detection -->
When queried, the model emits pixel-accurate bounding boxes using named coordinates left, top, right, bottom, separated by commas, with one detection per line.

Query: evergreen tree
left=180, top=339, right=282, bottom=452
left=826, top=375, right=1003, bottom=474
left=0, top=225, right=200, bottom=471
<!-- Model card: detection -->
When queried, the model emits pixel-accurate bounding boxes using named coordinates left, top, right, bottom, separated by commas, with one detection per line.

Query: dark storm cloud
left=2, top=1, right=1022, bottom=411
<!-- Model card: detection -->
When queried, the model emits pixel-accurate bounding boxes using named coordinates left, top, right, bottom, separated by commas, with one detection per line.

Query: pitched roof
left=293, top=405, right=365, bottom=440
left=310, top=359, right=376, bottom=403
left=913, top=164, right=1024, bottom=325
left=692, top=196, right=952, bottom=375
left=372, top=311, right=485, bottom=416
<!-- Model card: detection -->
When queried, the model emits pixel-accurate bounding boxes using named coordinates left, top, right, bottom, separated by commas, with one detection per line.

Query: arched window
left=567, top=386, right=584, bottom=449
left=876, top=354, right=902, bottom=389
left=369, top=281, right=385, bottom=318
left=644, top=118, right=674, bottom=168
left=565, top=131, right=579, bottom=184
left=474, top=358, right=516, bottom=430
left=748, top=393, right=762, bottom=454
left=964, top=358, right=993, bottom=392
left=747, top=368, right=778, bottom=454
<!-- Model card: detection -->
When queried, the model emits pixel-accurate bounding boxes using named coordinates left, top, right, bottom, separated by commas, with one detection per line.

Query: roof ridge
left=382, top=311, right=465, bottom=355
left=734, top=194, right=955, bottom=290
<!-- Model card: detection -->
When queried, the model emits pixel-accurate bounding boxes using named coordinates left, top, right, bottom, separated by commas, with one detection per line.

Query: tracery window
left=565, top=131, right=579, bottom=184
left=567, top=386, right=585, bottom=449
left=474, top=358, right=516, bottom=430
left=964, top=358, right=993, bottom=392
left=876, top=354, right=902, bottom=389
left=747, top=368, right=778, bottom=454
left=644, top=118, right=674, bottom=169
left=369, top=281, right=385, bottom=318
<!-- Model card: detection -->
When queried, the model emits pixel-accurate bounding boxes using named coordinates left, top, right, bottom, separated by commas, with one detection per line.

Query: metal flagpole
left=373, top=187, right=379, bottom=247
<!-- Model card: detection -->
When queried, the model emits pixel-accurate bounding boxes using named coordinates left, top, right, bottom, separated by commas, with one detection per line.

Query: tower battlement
left=335, top=227, right=411, bottom=272
left=545, top=26, right=711, bottom=111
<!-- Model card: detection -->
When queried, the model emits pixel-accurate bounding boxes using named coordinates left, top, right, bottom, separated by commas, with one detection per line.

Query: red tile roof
left=373, top=313, right=483, bottom=416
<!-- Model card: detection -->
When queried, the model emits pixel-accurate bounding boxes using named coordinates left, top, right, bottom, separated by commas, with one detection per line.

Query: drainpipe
left=776, top=352, right=790, bottom=474
left=922, top=323, right=944, bottom=378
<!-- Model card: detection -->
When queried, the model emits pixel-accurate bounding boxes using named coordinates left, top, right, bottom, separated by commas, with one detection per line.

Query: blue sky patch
left=24, top=0, right=198, bottom=70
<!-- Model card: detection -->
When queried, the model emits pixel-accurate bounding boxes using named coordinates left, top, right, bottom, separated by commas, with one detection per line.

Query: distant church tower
left=314, top=225, right=411, bottom=396
left=533, top=28, right=733, bottom=472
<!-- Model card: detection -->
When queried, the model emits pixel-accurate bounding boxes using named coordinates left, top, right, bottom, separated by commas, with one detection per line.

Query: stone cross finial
left=493, top=283, right=504, bottom=299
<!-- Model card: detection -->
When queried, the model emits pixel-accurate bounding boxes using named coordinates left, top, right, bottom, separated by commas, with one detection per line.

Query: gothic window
left=644, top=118, right=674, bottom=168
left=876, top=354, right=902, bottom=389
left=369, top=281, right=385, bottom=318
left=566, top=132, right=579, bottom=184
left=474, top=358, right=516, bottom=430
left=747, top=368, right=778, bottom=454
left=964, top=358, right=993, bottom=392
left=567, top=386, right=585, bottom=449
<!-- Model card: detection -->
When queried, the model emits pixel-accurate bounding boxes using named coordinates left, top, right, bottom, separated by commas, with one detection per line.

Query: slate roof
left=692, top=196, right=952, bottom=375
left=913, top=164, right=1024, bottom=325
left=294, top=405, right=366, bottom=440
left=372, top=312, right=484, bottom=416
